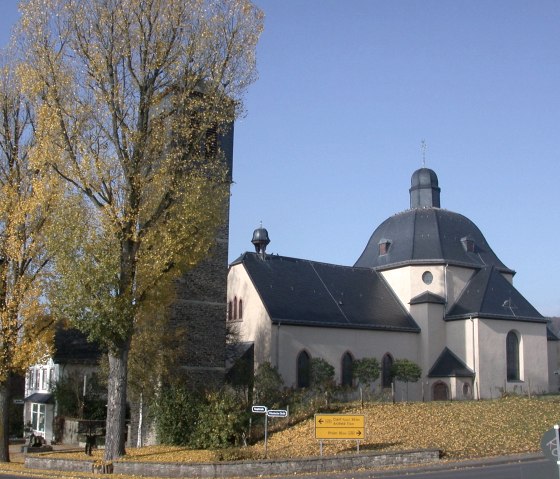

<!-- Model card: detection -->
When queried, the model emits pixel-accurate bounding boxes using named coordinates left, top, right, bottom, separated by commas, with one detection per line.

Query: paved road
left=351, top=457, right=558, bottom=478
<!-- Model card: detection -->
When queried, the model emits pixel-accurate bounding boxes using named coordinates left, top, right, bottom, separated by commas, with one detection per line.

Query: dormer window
left=461, top=236, right=476, bottom=253
left=378, top=239, right=392, bottom=256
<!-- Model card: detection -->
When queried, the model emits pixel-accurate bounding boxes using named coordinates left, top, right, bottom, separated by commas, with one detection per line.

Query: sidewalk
left=8, top=441, right=80, bottom=464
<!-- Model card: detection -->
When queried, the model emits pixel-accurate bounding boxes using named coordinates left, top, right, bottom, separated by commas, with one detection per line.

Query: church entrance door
left=432, top=382, right=449, bottom=401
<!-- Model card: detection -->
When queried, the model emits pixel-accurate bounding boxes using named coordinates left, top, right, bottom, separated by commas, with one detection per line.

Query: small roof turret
left=410, top=167, right=441, bottom=208
left=251, top=224, right=270, bottom=258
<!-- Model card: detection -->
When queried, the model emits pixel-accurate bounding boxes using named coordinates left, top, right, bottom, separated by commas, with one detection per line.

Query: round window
left=422, top=271, right=433, bottom=285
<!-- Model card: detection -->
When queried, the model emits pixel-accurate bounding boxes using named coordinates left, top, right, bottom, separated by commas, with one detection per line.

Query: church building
left=227, top=168, right=555, bottom=401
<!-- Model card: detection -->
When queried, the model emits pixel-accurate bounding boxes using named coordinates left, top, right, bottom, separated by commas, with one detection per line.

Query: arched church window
left=227, top=301, right=232, bottom=321
left=238, top=299, right=243, bottom=320
left=506, top=330, right=520, bottom=381
left=233, top=296, right=238, bottom=320
left=297, top=351, right=311, bottom=388
left=381, top=353, right=394, bottom=388
left=341, top=352, right=353, bottom=387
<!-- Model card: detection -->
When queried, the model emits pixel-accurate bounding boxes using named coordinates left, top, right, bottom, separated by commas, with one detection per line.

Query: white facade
left=24, top=360, right=98, bottom=443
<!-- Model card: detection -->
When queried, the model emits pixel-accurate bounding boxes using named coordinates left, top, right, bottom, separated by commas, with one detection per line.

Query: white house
left=227, top=168, right=554, bottom=401
left=24, top=327, right=100, bottom=442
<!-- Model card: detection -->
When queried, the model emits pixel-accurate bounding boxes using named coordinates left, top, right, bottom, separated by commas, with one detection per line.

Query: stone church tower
left=171, top=123, right=234, bottom=386
left=130, top=124, right=234, bottom=446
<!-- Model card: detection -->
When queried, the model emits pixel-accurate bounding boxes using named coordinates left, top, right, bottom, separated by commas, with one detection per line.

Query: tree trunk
left=136, top=392, right=143, bottom=448
left=0, top=376, right=11, bottom=462
left=104, top=347, right=129, bottom=461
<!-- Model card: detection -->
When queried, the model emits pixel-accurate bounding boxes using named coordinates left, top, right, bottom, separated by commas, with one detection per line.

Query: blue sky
left=1, top=1, right=559, bottom=316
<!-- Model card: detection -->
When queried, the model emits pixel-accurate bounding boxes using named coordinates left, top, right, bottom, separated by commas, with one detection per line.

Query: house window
left=41, top=369, right=47, bottom=390
left=48, top=369, right=54, bottom=390
left=381, top=353, right=394, bottom=388
left=34, top=369, right=40, bottom=389
left=341, top=352, right=353, bottom=387
left=31, top=403, right=46, bottom=433
left=297, top=351, right=311, bottom=388
left=506, top=331, right=520, bottom=381
left=27, top=369, right=33, bottom=390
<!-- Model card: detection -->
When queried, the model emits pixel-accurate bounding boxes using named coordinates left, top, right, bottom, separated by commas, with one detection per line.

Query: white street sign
left=251, top=405, right=267, bottom=413
left=267, top=409, right=288, bottom=418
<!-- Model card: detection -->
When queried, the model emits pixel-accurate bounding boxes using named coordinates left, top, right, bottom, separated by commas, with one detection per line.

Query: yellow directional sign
left=314, top=414, right=365, bottom=440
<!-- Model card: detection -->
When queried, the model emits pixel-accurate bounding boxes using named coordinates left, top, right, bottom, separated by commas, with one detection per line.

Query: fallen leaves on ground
left=50, top=397, right=560, bottom=463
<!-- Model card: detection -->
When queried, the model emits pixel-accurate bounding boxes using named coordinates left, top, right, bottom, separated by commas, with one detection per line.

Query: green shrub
left=352, top=357, right=380, bottom=388
left=154, top=384, right=201, bottom=446
left=191, top=388, right=249, bottom=449
left=253, top=362, right=284, bottom=407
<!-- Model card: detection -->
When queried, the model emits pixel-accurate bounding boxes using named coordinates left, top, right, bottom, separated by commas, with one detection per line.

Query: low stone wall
left=27, top=449, right=440, bottom=478
left=26, top=455, right=95, bottom=473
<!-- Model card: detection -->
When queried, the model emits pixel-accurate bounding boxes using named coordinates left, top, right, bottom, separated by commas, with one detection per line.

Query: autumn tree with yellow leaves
left=0, top=57, right=62, bottom=462
left=18, top=0, right=263, bottom=460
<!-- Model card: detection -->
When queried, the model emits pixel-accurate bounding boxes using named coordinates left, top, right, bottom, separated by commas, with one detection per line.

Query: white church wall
left=381, top=265, right=474, bottom=314
left=410, top=302, right=446, bottom=380
left=272, top=324, right=420, bottom=392
left=444, top=266, right=475, bottom=309
left=477, top=319, right=548, bottom=398
left=227, top=265, right=272, bottom=366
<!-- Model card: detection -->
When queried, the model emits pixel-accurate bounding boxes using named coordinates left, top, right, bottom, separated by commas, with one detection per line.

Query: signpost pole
left=555, top=424, right=560, bottom=479
left=264, top=413, right=268, bottom=458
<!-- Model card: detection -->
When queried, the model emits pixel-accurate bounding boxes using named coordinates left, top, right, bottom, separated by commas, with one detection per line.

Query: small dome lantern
left=251, top=224, right=270, bottom=258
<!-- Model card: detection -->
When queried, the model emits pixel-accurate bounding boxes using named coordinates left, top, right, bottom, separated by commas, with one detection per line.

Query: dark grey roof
left=410, top=292, right=446, bottom=305
left=547, top=318, right=560, bottom=341
left=24, top=393, right=53, bottom=404
left=446, top=266, right=545, bottom=323
left=354, top=208, right=514, bottom=273
left=53, top=327, right=101, bottom=364
left=428, top=347, right=474, bottom=377
left=234, top=253, right=419, bottom=332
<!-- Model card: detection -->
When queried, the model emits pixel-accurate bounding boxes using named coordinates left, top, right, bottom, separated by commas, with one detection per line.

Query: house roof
left=428, top=347, right=474, bottom=377
left=24, top=393, right=53, bottom=404
left=233, top=253, right=419, bottom=332
left=53, top=327, right=101, bottom=364
left=354, top=207, right=514, bottom=273
left=446, top=266, right=545, bottom=323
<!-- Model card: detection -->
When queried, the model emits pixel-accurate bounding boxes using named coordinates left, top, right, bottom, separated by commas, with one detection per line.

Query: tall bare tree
left=18, top=0, right=263, bottom=460
left=0, top=56, right=60, bottom=462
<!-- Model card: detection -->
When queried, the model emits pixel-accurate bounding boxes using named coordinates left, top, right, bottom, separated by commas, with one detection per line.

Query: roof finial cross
left=421, top=139, right=427, bottom=167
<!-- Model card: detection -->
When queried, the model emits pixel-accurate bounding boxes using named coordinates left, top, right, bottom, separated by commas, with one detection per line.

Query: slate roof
left=233, top=253, right=419, bottom=332
left=446, top=266, right=546, bottom=323
left=547, top=318, right=560, bottom=341
left=410, top=292, right=446, bottom=305
left=53, top=327, right=101, bottom=365
left=354, top=208, right=514, bottom=273
left=428, top=347, right=474, bottom=378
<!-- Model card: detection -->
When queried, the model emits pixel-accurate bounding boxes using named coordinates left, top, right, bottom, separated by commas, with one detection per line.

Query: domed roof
left=354, top=208, right=512, bottom=271
left=355, top=168, right=513, bottom=273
